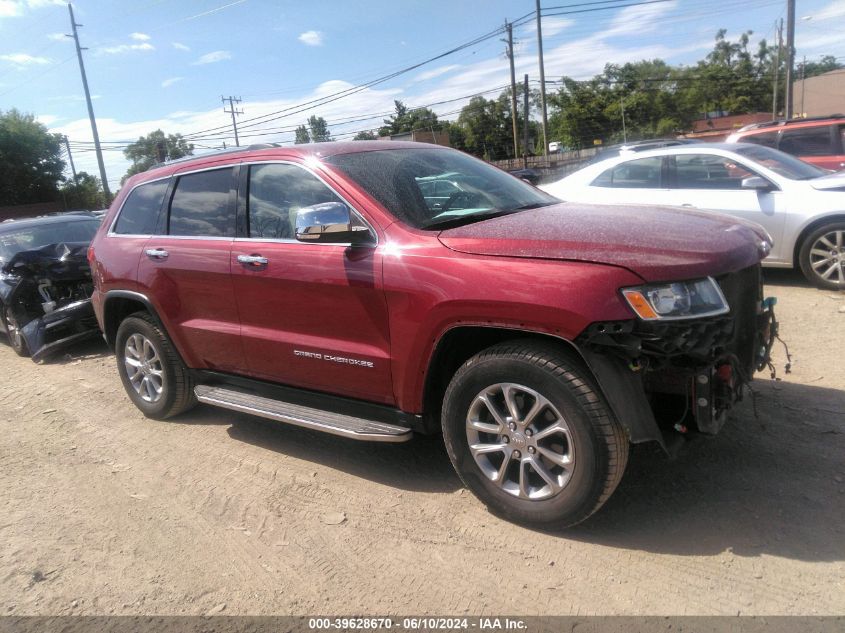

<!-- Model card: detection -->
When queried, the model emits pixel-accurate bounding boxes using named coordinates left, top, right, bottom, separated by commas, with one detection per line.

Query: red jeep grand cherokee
left=89, top=141, right=777, bottom=527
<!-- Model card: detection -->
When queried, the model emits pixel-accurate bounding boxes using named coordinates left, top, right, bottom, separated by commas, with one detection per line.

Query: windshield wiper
left=423, top=202, right=554, bottom=231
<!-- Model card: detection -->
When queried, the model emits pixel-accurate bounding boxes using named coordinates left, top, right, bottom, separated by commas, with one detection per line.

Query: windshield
left=0, top=219, right=99, bottom=262
left=732, top=144, right=829, bottom=180
left=325, top=148, right=558, bottom=229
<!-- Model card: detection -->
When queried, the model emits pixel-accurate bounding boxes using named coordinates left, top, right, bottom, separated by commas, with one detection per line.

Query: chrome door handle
left=145, top=248, right=169, bottom=260
left=237, top=254, right=269, bottom=266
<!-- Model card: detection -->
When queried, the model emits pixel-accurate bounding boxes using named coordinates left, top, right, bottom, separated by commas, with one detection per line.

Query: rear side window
left=168, top=168, right=235, bottom=237
left=740, top=131, right=778, bottom=149
left=113, top=179, right=168, bottom=235
left=247, top=163, right=344, bottom=239
left=779, top=126, right=832, bottom=157
left=674, top=154, right=756, bottom=190
left=592, top=157, right=662, bottom=188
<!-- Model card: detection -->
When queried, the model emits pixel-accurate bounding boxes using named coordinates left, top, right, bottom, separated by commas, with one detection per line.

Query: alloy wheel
left=809, top=229, right=845, bottom=286
left=124, top=333, right=165, bottom=403
left=465, top=382, right=575, bottom=500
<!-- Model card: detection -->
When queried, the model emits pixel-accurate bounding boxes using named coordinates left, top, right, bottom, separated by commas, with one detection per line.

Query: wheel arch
left=792, top=213, right=845, bottom=267
left=421, top=324, right=663, bottom=448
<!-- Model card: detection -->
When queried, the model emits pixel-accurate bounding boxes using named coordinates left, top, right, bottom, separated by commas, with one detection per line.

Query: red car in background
left=726, top=115, right=845, bottom=171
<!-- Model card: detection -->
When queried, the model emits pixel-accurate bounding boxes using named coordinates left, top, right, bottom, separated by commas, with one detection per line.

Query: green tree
left=60, top=171, right=105, bottom=209
left=797, top=55, right=844, bottom=79
left=294, top=125, right=311, bottom=144
left=122, top=129, right=193, bottom=183
left=0, top=109, right=65, bottom=205
left=453, top=93, right=515, bottom=160
left=353, top=130, right=377, bottom=140
left=378, top=100, right=442, bottom=136
left=308, top=116, right=332, bottom=142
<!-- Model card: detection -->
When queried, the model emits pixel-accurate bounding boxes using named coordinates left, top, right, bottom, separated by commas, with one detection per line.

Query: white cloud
left=36, top=114, right=59, bottom=126
left=130, top=32, right=151, bottom=41
left=414, top=64, right=461, bottom=82
left=601, top=0, right=678, bottom=38
left=298, top=30, right=323, bottom=46
left=192, top=50, right=231, bottom=65
left=172, top=42, right=190, bottom=51
left=811, top=1, right=845, bottom=21
left=98, top=42, right=155, bottom=55
left=526, top=16, right=574, bottom=38
left=0, top=0, right=62, bottom=17
left=0, top=52, right=50, bottom=65
left=47, top=32, right=66, bottom=41
left=161, top=77, right=183, bottom=88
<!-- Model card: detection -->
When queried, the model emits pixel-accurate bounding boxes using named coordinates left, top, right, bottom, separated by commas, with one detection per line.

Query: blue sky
left=1, top=0, right=843, bottom=188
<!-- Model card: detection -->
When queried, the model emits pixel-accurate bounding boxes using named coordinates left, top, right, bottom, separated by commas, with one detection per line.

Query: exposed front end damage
left=1, top=243, right=98, bottom=362
left=577, top=265, right=778, bottom=449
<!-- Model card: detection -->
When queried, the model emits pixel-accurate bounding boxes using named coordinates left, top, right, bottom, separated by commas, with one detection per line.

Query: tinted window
left=674, top=154, right=756, bottom=190
left=248, top=164, right=343, bottom=239
left=740, top=131, right=778, bottom=149
left=779, top=126, right=832, bottom=157
left=592, top=157, right=662, bottom=188
left=113, top=179, right=168, bottom=235
left=168, top=168, right=235, bottom=237
left=732, top=144, right=828, bottom=180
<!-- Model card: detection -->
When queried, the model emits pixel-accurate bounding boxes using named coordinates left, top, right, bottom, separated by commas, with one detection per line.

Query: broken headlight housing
left=621, top=277, right=729, bottom=321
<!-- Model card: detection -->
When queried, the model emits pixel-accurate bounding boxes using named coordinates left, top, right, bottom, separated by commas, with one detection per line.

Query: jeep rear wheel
left=115, top=312, right=196, bottom=419
left=442, top=341, right=628, bottom=528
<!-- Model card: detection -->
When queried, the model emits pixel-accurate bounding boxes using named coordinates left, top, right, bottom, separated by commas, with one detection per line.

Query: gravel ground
left=1, top=268, right=843, bottom=616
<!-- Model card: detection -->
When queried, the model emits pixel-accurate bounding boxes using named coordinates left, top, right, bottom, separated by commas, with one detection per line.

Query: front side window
left=247, top=163, right=344, bottom=239
left=113, top=179, right=168, bottom=235
left=673, top=154, right=756, bottom=190
left=733, top=144, right=828, bottom=180
left=592, top=157, right=662, bottom=188
left=779, top=126, right=833, bottom=157
left=168, top=168, right=235, bottom=237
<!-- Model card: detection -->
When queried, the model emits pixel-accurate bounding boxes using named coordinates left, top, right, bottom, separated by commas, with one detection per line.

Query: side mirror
left=741, top=176, right=774, bottom=191
left=295, top=202, right=373, bottom=245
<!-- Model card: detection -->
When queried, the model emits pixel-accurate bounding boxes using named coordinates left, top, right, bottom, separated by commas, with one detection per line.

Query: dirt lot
left=1, top=269, right=843, bottom=616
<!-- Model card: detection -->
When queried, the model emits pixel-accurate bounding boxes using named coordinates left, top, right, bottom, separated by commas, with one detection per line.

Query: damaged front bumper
left=1, top=242, right=99, bottom=362
left=18, top=299, right=99, bottom=362
left=576, top=264, right=779, bottom=450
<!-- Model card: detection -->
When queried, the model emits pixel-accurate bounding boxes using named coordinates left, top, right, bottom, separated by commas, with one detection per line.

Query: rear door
left=136, top=165, right=245, bottom=372
left=230, top=161, right=393, bottom=405
left=584, top=156, right=674, bottom=205
left=778, top=124, right=839, bottom=170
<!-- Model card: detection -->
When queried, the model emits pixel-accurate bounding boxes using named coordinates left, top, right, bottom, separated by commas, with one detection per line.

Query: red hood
left=437, top=202, right=767, bottom=282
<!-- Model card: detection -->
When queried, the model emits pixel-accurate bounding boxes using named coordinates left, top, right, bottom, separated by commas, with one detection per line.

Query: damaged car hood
left=437, top=202, right=768, bottom=281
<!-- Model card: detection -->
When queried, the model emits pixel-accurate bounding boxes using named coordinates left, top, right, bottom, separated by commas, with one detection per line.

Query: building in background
left=792, top=69, right=845, bottom=119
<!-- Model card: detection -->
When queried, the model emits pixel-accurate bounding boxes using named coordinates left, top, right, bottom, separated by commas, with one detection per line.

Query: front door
left=230, top=161, right=394, bottom=405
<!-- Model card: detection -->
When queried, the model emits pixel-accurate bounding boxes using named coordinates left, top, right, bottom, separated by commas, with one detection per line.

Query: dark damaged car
left=0, top=214, right=101, bottom=361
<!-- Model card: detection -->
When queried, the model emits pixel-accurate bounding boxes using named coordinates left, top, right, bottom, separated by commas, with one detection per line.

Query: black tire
left=115, top=312, right=196, bottom=419
left=3, top=305, right=30, bottom=357
left=798, top=222, right=845, bottom=290
left=442, top=341, right=628, bottom=528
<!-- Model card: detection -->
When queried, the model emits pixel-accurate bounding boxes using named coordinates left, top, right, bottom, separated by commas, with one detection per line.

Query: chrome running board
left=194, top=385, right=413, bottom=443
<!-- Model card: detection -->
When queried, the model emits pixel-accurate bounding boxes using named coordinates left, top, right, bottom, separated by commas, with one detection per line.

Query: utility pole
left=621, top=98, right=627, bottom=143
left=67, top=3, right=110, bottom=202
left=63, top=135, right=78, bottom=184
left=535, top=0, right=549, bottom=157
left=503, top=21, right=519, bottom=162
left=772, top=18, right=783, bottom=118
left=800, top=55, right=807, bottom=117
left=784, top=0, right=796, bottom=120
left=523, top=74, right=530, bottom=169
left=222, top=96, right=243, bottom=147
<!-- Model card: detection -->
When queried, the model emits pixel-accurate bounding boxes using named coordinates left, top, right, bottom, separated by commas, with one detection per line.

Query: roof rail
left=149, top=143, right=287, bottom=170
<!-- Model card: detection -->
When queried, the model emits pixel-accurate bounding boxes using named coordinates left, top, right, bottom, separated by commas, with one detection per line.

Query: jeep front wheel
left=442, top=341, right=628, bottom=528
left=115, top=312, right=196, bottom=419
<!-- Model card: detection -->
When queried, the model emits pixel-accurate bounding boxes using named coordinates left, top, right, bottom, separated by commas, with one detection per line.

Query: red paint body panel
left=230, top=241, right=394, bottom=404
left=438, top=203, right=763, bottom=282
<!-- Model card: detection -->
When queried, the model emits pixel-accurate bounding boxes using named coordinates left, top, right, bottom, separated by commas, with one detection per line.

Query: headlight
left=621, top=277, right=729, bottom=321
